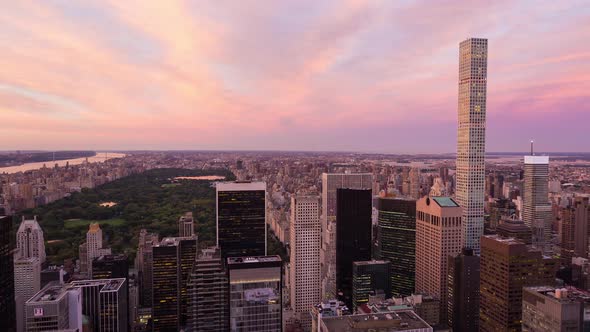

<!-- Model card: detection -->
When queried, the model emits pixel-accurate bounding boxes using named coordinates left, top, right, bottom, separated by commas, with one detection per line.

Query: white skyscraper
left=290, top=195, right=321, bottom=329
left=14, top=257, right=41, bottom=332
left=455, top=38, right=488, bottom=254
left=523, top=154, right=551, bottom=250
left=320, top=173, right=372, bottom=300
left=85, top=223, right=111, bottom=277
left=16, top=216, right=46, bottom=263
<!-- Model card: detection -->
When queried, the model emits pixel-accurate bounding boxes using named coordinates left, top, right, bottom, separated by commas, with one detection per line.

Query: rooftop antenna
left=530, top=140, right=534, bottom=156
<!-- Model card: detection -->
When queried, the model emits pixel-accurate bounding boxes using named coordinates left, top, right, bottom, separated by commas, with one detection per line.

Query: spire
left=530, top=140, right=534, bottom=156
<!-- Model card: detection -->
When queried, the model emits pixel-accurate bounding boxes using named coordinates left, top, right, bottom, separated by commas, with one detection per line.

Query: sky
left=0, top=0, right=588, bottom=153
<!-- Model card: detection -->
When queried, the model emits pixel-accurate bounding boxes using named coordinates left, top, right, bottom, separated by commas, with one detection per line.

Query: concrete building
left=455, top=37, right=488, bottom=254
left=479, top=235, right=559, bottom=331
left=0, top=215, right=16, bottom=332
left=447, top=248, right=480, bottom=332
left=14, top=257, right=41, bottom=332
left=178, top=211, right=194, bottom=237
left=186, top=247, right=228, bottom=332
left=522, top=286, right=590, bottom=331
left=16, top=216, right=46, bottom=264
left=289, top=195, right=321, bottom=330
left=523, top=155, right=552, bottom=251
left=415, top=196, right=462, bottom=324
left=375, top=197, right=416, bottom=297
left=70, top=278, right=128, bottom=332
left=320, top=173, right=372, bottom=300
left=25, top=283, right=82, bottom=332
left=216, top=181, right=267, bottom=258
left=228, top=256, right=282, bottom=332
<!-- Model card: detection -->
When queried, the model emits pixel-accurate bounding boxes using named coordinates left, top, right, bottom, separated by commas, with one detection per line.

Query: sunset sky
left=0, top=1, right=588, bottom=153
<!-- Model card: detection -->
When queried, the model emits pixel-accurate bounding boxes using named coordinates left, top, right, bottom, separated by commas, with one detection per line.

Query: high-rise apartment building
left=178, top=212, right=195, bottom=237
left=85, top=223, right=112, bottom=276
left=228, top=256, right=282, bottom=332
left=14, top=257, right=42, bottom=332
left=216, top=181, right=266, bottom=259
left=70, top=278, right=128, bottom=332
left=447, top=248, right=480, bottom=332
left=415, top=196, right=462, bottom=324
left=186, top=247, right=228, bottom=332
left=352, top=260, right=391, bottom=311
left=25, top=283, right=82, bottom=332
left=523, top=155, right=552, bottom=250
left=289, top=195, right=321, bottom=329
left=321, top=173, right=372, bottom=300
left=151, top=236, right=197, bottom=331
left=135, top=229, right=158, bottom=307
left=16, top=216, right=46, bottom=264
left=0, top=215, right=16, bottom=332
left=456, top=37, right=488, bottom=254
left=479, top=235, right=559, bottom=331
left=336, top=188, right=372, bottom=309
left=376, top=197, right=416, bottom=297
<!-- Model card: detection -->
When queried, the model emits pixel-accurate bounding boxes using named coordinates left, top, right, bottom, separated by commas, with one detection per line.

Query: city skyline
left=0, top=1, right=588, bottom=153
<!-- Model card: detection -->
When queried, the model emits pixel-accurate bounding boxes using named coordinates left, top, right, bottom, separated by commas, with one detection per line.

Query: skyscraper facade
left=228, top=256, right=282, bottom=331
left=479, top=235, right=559, bottom=331
left=0, top=215, right=16, bottom=332
left=456, top=37, right=488, bottom=254
left=352, top=260, right=391, bottom=311
left=415, top=196, right=462, bottom=324
left=14, top=257, right=41, bottom=332
left=447, top=248, right=480, bottom=332
left=16, top=216, right=46, bottom=264
left=320, top=173, right=372, bottom=300
left=178, top=212, right=195, bottom=238
left=85, top=223, right=111, bottom=277
left=70, top=278, right=128, bottom=332
left=25, top=283, right=82, bottom=332
left=216, top=181, right=266, bottom=259
left=376, top=197, right=416, bottom=297
left=335, top=188, right=372, bottom=309
left=523, top=155, right=552, bottom=250
left=92, top=254, right=129, bottom=281
left=289, top=195, right=321, bottom=329
left=135, top=229, right=158, bottom=308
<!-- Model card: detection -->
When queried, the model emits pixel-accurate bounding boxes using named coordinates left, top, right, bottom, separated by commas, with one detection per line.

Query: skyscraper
left=375, top=197, right=416, bottom=297
left=447, top=248, right=480, bottom=332
left=351, top=260, right=391, bottom=311
left=16, top=216, right=46, bottom=264
left=321, top=173, right=372, bottom=300
left=14, top=257, right=41, bottom=332
left=289, top=195, right=321, bottom=329
left=186, top=247, right=228, bottom=332
left=456, top=37, right=488, bottom=254
left=70, top=278, right=128, bottom=332
left=335, top=188, right=372, bottom=309
left=415, top=196, right=462, bottom=324
left=25, top=283, right=83, bottom=332
left=0, top=215, right=16, bottom=332
left=216, top=181, right=266, bottom=259
left=178, top=212, right=195, bottom=238
left=523, top=155, right=551, bottom=250
left=85, top=223, right=111, bottom=276
left=92, top=254, right=129, bottom=281
left=135, top=229, right=158, bottom=308
left=228, top=256, right=282, bottom=331
left=479, top=235, right=559, bottom=331
left=522, top=286, right=590, bottom=331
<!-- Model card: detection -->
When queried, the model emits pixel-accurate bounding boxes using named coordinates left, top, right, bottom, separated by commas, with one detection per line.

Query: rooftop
left=431, top=196, right=459, bottom=207
left=227, top=255, right=281, bottom=265
left=353, top=260, right=390, bottom=266
left=321, top=309, right=432, bottom=331
left=524, top=155, right=549, bottom=164
left=216, top=181, right=266, bottom=191
left=525, top=286, right=590, bottom=304
left=70, top=278, right=125, bottom=292
left=27, top=283, right=69, bottom=304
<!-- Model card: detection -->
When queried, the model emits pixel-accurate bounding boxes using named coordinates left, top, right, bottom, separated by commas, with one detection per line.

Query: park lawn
left=64, top=218, right=126, bottom=230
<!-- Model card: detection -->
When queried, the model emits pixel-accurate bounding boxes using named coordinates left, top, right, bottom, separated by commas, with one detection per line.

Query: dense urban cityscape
left=1, top=1, right=589, bottom=332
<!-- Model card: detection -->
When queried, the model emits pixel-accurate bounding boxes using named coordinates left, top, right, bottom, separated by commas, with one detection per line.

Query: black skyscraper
left=216, top=182, right=266, bottom=259
left=376, top=197, right=416, bottom=297
left=352, top=260, right=391, bottom=311
left=92, top=254, right=129, bottom=280
left=447, top=248, right=480, bottom=331
left=336, top=188, right=372, bottom=309
left=0, top=215, right=16, bottom=332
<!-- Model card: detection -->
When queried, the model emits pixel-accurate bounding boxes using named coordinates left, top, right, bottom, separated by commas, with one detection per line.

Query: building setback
left=375, top=197, right=416, bottom=297
left=335, top=188, right=372, bottom=309
left=479, top=235, right=559, bottom=331
left=415, top=196, right=463, bottom=324
left=216, top=181, right=267, bottom=259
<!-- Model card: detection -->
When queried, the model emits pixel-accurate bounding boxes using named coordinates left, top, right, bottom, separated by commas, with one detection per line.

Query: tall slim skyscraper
left=456, top=37, right=488, bottom=254
left=216, top=181, right=266, bottom=259
left=289, top=195, right=321, bottom=329
left=135, top=229, right=158, bottom=308
left=447, top=248, right=480, bottom=332
left=16, top=216, right=46, bottom=264
left=375, top=197, right=416, bottom=297
left=523, top=155, right=551, bottom=250
left=85, top=223, right=111, bottom=277
left=228, top=256, right=282, bottom=332
left=14, top=257, right=41, bottom=332
left=321, top=173, right=372, bottom=300
left=415, top=196, right=462, bottom=324
left=335, top=188, right=372, bottom=309
left=0, top=215, right=16, bottom=332
left=479, top=235, right=559, bottom=331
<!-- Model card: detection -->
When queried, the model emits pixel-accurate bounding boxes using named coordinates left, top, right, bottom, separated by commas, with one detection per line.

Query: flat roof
left=216, top=181, right=266, bottom=191
left=321, top=309, right=431, bottom=331
left=353, top=260, right=390, bottom=266
left=227, top=255, right=281, bottom=265
left=524, top=156, right=549, bottom=164
left=431, top=196, right=459, bottom=207
left=27, top=284, right=69, bottom=304
left=70, top=278, right=126, bottom=292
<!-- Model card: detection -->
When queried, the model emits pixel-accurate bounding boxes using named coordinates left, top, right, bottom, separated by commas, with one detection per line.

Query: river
left=0, top=152, right=126, bottom=174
